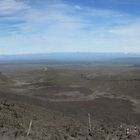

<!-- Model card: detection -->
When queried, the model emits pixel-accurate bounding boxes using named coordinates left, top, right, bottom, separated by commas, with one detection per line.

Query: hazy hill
left=0, top=53, right=140, bottom=64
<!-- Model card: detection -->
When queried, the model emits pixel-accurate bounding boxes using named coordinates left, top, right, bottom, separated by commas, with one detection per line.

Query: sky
left=0, top=0, right=140, bottom=54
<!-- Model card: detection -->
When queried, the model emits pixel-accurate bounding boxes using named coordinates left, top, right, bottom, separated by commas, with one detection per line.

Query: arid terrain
left=0, top=63, right=140, bottom=139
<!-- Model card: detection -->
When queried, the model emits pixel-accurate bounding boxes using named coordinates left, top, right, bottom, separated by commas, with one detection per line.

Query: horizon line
left=0, top=52, right=140, bottom=56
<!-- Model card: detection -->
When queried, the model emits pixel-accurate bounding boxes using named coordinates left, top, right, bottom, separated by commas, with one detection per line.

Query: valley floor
left=0, top=63, right=140, bottom=139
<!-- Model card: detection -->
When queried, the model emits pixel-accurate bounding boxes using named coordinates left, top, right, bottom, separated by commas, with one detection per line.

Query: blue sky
left=0, top=0, right=140, bottom=54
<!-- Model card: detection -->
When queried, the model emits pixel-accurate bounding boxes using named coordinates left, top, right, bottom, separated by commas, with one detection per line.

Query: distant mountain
left=0, top=53, right=140, bottom=64
left=111, top=57, right=140, bottom=65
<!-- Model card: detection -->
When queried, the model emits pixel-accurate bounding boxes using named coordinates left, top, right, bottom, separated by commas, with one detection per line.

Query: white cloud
left=109, top=20, right=140, bottom=37
left=74, top=5, right=82, bottom=10
left=0, top=0, right=140, bottom=54
left=0, top=0, right=29, bottom=14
